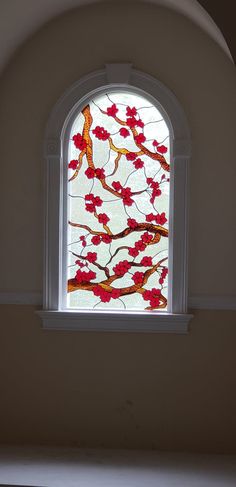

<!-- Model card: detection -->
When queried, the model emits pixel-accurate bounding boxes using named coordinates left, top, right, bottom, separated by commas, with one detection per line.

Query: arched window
left=67, top=90, right=170, bottom=311
left=38, top=64, right=192, bottom=331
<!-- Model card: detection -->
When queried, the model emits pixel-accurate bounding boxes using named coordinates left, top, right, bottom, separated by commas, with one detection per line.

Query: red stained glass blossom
left=119, top=128, right=130, bottom=138
left=68, top=160, right=78, bottom=170
left=72, top=133, right=87, bottom=150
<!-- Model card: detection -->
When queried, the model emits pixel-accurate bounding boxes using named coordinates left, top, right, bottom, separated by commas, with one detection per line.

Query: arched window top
left=45, top=65, right=191, bottom=157
left=40, top=65, right=192, bottom=332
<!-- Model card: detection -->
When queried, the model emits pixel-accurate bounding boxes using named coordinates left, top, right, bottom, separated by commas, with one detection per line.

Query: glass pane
left=67, top=91, right=169, bottom=311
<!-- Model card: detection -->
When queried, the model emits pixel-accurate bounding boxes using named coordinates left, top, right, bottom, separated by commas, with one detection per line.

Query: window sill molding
left=36, top=310, right=193, bottom=333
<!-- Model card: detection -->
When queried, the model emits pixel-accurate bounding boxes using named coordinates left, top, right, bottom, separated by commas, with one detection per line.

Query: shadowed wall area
left=0, top=2, right=235, bottom=452
left=0, top=306, right=236, bottom=452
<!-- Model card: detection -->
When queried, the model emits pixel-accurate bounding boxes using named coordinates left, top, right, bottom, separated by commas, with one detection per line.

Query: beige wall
left=0, top=305, right=236, bottom=452
left=0, top=2, right=235, bottom=451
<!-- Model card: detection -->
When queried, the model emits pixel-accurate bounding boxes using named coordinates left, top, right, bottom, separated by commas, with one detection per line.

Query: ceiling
left=199, top=0, right=236, bottom=63
left=0, top=0, right=235, bottom=75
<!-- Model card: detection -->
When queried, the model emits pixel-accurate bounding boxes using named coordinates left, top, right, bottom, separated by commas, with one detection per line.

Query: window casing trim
left=41, top=64, right=192, bottom=332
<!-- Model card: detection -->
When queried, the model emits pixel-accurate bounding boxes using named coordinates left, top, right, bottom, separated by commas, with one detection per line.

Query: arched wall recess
left=0, top=0, right=233, bottom=75
left=37, top=64, right=193, bottom=332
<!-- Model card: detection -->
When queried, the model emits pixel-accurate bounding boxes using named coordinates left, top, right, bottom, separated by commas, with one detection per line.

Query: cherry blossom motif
left=93, top=285, right=121, bottom=303
left=95, top=168, right=105, bottom=179
left=68, top=159, right=78, bottom=170
left=134, top=133, right=146, bottom=144
left=85, top=168, right=105, bottom=180
left=75, top=259, right=86, bottom=268
left=141, top=256, right=153, bottom=266
left=153, top=140, right=168, bottom=154
left=91, top=235, right=101, bottom=246
left=126, top=117, right=138, bottom=128
left=112, top=181, right=122, bottom=191
left=150, top=184, right=162, bottom=204
left=142, top=288, right=161, bottom=308
left=128, top=247, right=139, bottom=258
left=85, top=167, right=95, bottom=179
left=132, top=271, right=144, bottom=284
left=101, top=234, right=112, bottom=244
left=72, top=133, right=87, bottom=150
left=147, top=179, right=162, bottom=202
left=126, top=152, right=137, bottom=161
left=146, top=213, right=156, bottom=223
left=159, top=267, right=168, bottom=285
left=85, top=194, right=103, bottom=207
left=111, top=288, right=121, bottom=299
left=121, top=187, right=134, bottom=206
left=85, top=252, right=97, bottom=263
left=85, top=203, right=96, bottom=213
left=156, top=212, right=167, bottom=225
left=145, top=212, right=167, bottom=225
left=135, top=239, right=146, bottom=252
left=136, top=119, right=144, bottom=128
left=133, top=158, right=144, bottom=169
left=119, top=128, right=130, bottom=138
left=113, top=260, right=131, bottom=276
left=126, top=106, right=137, bottom=117
left=68, top=93, right=170, bottom=311
left=156, top=145, right=167, bottom=154
left=75, top=269, right=96, bottom=283
left=127, top=218, right=138, bottom=229
left=93, top=285, right=110, bottom=302
left=141, top=232, right=153, bottom=244
left=79, top=235, right=87, bottom=248
left=98, top=213, right=110, bottom=225
left=92, top=126, right=110, bottom=141
left=107, top=104, right=118, bottom=117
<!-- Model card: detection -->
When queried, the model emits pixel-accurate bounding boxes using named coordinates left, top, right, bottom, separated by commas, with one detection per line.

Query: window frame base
left=36, top=310, right=193, bottom=333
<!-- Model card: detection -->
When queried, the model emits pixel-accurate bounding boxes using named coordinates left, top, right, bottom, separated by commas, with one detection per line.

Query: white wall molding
left=36, top=310, right=192, bottom=333
left=0, top=292, right=236, bottom=310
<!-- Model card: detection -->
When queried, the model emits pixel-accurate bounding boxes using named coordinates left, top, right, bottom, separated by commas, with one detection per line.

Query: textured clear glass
left=67, top=91, right=170, bottom=311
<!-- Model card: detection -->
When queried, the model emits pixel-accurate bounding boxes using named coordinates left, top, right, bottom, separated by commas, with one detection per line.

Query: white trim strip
left=36, top=310, right=192, bottom=333
left=0, top=293, right=235, bottom=310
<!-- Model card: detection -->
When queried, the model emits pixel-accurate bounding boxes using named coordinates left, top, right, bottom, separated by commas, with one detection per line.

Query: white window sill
left=36, top=310, right=193, bottom=333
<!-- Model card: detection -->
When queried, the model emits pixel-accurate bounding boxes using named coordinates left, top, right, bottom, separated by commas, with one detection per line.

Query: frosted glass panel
left=67, top=91, right=170, bottom=311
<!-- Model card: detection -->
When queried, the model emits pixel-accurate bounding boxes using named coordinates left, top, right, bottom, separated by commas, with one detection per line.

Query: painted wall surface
left=0, top=2, right=235, bottom=451
left=0, top=305, right=236, bottom=452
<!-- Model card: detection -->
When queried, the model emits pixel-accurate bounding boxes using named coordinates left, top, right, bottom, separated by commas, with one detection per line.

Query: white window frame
left=37, top=64, right=193, bottom=332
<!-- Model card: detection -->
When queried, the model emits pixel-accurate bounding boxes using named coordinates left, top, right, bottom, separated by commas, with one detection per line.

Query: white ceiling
left=0, top=0, right=232, bottom=74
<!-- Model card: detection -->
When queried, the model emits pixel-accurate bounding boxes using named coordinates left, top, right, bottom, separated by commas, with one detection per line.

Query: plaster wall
left=0, top=2, right=235, bottom=451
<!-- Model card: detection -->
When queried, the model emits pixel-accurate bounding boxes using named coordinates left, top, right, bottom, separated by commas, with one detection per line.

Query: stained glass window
left=67, top=91, right=170, bottom=311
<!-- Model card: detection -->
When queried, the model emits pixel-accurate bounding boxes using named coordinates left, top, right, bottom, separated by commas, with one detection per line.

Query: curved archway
left=0, top=0, right=233, bottom=75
